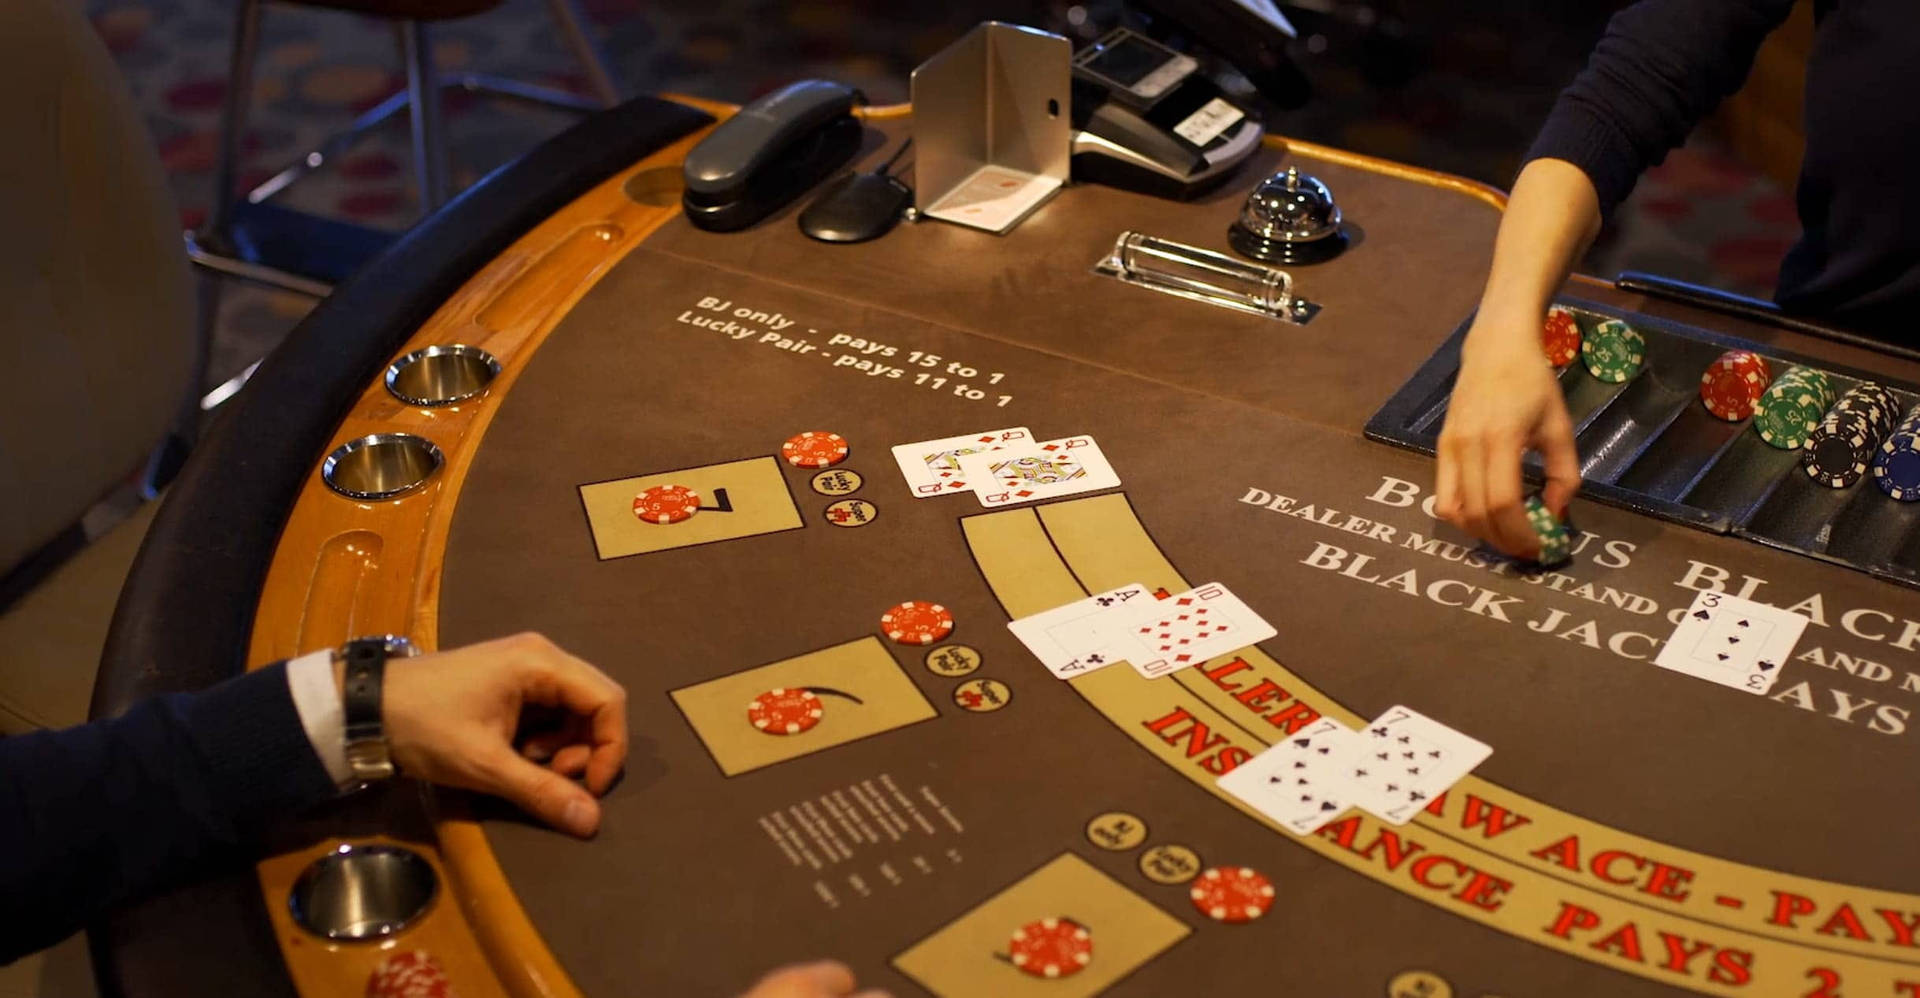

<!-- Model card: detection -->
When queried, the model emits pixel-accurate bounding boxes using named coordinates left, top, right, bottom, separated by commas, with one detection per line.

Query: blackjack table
left=92, top=95, right=1920, bottom=998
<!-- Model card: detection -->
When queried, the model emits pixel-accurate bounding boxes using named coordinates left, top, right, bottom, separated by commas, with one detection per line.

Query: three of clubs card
left=890, top=427, right=1032, bottom=498
left=1654, top=590, right=1807, bottom=695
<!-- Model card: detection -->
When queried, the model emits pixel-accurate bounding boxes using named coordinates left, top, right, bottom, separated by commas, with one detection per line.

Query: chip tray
left=1365, top=297, right=1920, bottom=590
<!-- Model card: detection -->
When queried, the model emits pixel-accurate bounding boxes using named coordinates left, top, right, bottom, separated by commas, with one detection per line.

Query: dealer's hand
left=738, top=960, right=892, bottom=998
left=376, top=633, right=627, bottom=838
left=1435, top=308, right=1582, bottom=559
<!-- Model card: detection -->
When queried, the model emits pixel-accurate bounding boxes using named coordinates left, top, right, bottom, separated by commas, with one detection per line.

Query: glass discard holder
left=1093, top=231, right=1320, bottom=324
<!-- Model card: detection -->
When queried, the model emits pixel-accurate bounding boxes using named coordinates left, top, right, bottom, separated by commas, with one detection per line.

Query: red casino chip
left=1540, top=306, right=1580, bottom=368
left=1008, top=918, right=1093, bottom=979
left=880, top=601, right=954, bottom=645
left=1189, top=866, right=1275, bottom=923
left=365, top=951, right=454, bottom=998
left=1699, top=363, right=1768, bottom=422
left=1724, top=350, right=1771, bottom=382
left=782, top=431, right=849, bottom=468
left=632, top=484, right=701, bottom=525
left=747, top=688, right=824, bottom=735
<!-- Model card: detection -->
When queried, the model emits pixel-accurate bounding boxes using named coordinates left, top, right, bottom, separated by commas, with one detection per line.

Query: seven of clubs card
left=890, top=427, right=1033, bottom=498
left=957, top=434, right=1121, bottom=508
left=1345, top=706, right=1491, bottom=824
left=1654, top=590, right=1807, bottom=695
left=1218, top=718, right=1362, bottom=834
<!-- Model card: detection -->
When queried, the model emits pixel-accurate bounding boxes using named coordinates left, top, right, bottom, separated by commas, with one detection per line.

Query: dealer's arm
left=1437, top=0, right=1796, bottom=557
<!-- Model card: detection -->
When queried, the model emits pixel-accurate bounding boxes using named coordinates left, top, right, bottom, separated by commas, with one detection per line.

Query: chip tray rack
left=1365, top=297, right=1920, bottom=590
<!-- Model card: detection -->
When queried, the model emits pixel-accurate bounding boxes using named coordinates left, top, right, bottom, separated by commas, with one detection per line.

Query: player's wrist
left=334, top=635, right=417, bottom=783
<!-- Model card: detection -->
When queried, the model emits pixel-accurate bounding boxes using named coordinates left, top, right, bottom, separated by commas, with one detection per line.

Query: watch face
left=377, top=635, right=419, bottom=657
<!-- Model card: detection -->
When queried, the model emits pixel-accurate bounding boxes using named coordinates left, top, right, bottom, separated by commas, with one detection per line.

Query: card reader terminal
left=1069, top=28, right=1263, bottom=200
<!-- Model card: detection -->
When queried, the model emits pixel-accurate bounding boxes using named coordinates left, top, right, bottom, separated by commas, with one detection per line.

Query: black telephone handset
left=682, top=80, right=865, bottom=232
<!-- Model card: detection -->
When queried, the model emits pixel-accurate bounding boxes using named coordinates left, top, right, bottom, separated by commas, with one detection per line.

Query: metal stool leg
left=544, top=0, right=621, bottom=106
left=399, top=21, right=451, bottom=210
left=204, top=0, right=263, bottom=245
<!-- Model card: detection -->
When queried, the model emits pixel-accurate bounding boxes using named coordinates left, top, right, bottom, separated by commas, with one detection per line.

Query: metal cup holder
left=384, top=344, right=500, bottom=406
left=321, top=433, right=443, bottom=500
left=288, top=843, right=437, bottom=941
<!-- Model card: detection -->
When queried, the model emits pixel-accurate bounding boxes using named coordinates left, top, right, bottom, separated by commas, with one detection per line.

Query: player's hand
left=1436, top=309, right=1582, bottom=558
left=737, top=960, right=892, bottom=998
left=379, top=632, right=627, bottom=838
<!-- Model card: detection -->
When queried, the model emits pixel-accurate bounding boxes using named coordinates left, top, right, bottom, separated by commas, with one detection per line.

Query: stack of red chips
left=1541, top=305, right=1581, bottom=368
left=1699, top=349, right=1773, bottom=421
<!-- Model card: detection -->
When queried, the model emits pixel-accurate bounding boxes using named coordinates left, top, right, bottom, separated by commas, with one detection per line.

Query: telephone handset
left=682, top=80, right=864, bottom=232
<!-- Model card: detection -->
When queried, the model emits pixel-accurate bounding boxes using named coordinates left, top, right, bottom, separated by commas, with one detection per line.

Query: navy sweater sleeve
left=1526, top=0, right=1798, bottom=216
left=0, top=662, right=335, bottom=961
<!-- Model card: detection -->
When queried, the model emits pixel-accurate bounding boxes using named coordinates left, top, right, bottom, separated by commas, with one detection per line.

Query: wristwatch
left=337, top=635, right=417, bottom=782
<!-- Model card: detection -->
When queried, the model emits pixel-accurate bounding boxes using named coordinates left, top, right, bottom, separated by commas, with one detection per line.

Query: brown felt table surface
left=273, top=116, right=1920, bottom=998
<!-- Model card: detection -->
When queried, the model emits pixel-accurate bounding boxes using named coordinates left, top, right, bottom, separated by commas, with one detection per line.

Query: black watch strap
left=341, top=638, right=390, bottom=746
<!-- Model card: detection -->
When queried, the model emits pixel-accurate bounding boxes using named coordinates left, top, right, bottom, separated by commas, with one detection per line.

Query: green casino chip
left=1580, top=319, right=1646, bottom=384
left=1753, top=384, right=1830, bottom=450
left=1523, top=496, right=1571, bottom=566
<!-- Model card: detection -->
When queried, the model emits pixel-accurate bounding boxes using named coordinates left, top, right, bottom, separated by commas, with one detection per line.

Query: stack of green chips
left=1580, top=318, right=1646, bottom=383
left=1752, top=365, right=1836, bottom=449
left=1524, top=495, right=1572, bottom=566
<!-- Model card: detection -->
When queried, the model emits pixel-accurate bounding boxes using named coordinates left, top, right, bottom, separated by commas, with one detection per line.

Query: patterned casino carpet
left=80, top=0, right=1798, bottom=392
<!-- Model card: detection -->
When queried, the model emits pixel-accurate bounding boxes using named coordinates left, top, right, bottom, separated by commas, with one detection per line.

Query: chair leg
left=544, top=0, right=622, bottom=107
left=143, top=268, right=226, bottom=496
left=204, top=0, right=264, bottom=246
left=399, top=21, right=451, bottom=210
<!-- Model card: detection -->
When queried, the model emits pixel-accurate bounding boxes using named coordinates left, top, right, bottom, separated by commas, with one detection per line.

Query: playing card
left=1654, top=590, right=1807, bottom=695
left=1007, top=582, right=1157, bottom=679
left=957, top=435, right=1121, bottom=508
left=1114, top=582, right=1276, bottom=679
left=1346, top=706, right=1491, bottom=825
left=1217, top=718, right=1360, bottom=835
left=890, top=427, right=1033, bottom=498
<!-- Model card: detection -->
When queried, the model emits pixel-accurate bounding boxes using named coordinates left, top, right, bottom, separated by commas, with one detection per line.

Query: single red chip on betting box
left=1008, top=917, right=1093, bottom=979
left=747, top=688, right=824, bottom=735
left=880, top=601, right=954, bottom=645
left=782, top=431, right=849, bottom=468
left=632, top=484, right=701, bottom=524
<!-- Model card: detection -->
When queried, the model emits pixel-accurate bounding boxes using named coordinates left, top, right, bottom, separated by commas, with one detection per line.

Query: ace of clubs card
left=1653, top=590, right=1806, bottom=695
left=889, top=427, right=1032, bottom=498
left=1006, top=582, right=1156, bottom=679
left=1346, top=706, right=1491, bottom=825
left=1217, top=718, right=1360, bottom=835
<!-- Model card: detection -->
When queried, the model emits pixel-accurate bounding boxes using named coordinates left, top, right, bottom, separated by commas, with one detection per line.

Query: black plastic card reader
left=1069, top=28, right=1263, bottom=200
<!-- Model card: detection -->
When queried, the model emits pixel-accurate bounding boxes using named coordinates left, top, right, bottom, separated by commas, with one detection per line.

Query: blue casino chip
left=1875, top=436, right=1920, bottom=501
